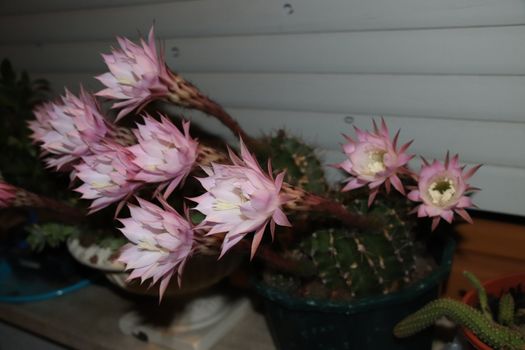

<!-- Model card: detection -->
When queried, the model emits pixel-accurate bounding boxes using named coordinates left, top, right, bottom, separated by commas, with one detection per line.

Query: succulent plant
left=394, top=272, right=525, bottom=350
left=17, top=27, right=481, bottom=302
left=263, top=191, right=424, bottom=299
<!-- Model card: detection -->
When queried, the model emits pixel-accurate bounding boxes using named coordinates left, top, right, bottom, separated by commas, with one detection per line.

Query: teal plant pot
left=253, top=238, right=455, bottom=350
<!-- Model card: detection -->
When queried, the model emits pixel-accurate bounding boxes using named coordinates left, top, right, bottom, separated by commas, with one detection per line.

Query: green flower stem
left=394, top=299, right=525, bottom=350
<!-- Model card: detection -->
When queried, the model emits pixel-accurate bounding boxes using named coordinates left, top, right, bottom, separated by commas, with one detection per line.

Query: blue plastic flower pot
left=253, top=238, right=455, bottom=350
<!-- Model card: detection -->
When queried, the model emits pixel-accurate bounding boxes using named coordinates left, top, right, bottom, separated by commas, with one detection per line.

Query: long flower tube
left=280, top=184, right=383, bottom=231
left=0, top=181, right=84, bottom=221
left=96, top=27, right=257, bottom=149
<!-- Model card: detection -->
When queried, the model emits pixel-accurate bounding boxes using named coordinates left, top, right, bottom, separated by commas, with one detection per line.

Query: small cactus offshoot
left=394, top=299, right=525, bottom=350
left=394, top=272, right=525, bottom=350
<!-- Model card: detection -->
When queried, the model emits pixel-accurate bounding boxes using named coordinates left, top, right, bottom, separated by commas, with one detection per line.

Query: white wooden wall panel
left=183, top=109, right=525, bottom=168
left=2, top=0, right=524, bottom=215
left=1, top=0, right=525, bottom=44
left=0, top=0, right=175, bottom=16
left=4, top=26, right=525, bottom=75
left=37, top=72, right=525, bottom=124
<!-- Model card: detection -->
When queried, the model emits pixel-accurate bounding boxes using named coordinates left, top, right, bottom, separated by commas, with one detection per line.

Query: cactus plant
left=394, top=299, right=525, bottom=349
left=394, top=272, right=525, bottom=350
left=263, top=130, right=328, bottom=195
left=16, top=27, right=482, bottom=308
left=261, top=195, right=421, bottom=299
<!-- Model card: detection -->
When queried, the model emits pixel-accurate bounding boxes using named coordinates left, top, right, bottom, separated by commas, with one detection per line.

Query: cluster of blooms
left=27, top=27, right=479, bottom=298
left=337, top=120, right=480, bottom=231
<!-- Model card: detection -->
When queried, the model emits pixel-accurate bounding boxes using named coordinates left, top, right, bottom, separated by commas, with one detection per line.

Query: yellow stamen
left=428, top=178, right=456, bottom=206
left=90, top=181, right=112, bottom=189
left=213, top=200, right=240, bottom=211
left=366, top=150, right=386, bottom=175
left=138, top=241, right=168, bottom=254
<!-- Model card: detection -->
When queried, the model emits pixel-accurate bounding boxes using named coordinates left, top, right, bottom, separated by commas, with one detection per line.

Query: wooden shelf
left=0, top=283, right=275, bottom=350
left=444, top=218, right=525, bottom=299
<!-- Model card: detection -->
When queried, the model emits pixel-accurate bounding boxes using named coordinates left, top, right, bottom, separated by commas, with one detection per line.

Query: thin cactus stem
left=394, top=299, right=525, bottom=350
left=166, top=72, right=258, bottom=150
left=498, top=293, right=516, bottom=327
left=198, top=97, right=256, bottom=147
left=13, top=188, right=85, bottom=222
left=464, top=271, right=493, bottom=320
left=282, top=185, right=383, bottom=230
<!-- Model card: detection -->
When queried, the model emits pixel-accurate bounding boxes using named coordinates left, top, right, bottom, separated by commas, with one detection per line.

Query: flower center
left=366, top=150, right=386, bottom=175
left=138, top=240, right=169, bottom=254
left=428, top=178, right=456, bottom=207
left=213, top=187, right=249, bottom=211
left=90, top=180, right=113, bottom=189
left=214, top=200, right=241, bottom=211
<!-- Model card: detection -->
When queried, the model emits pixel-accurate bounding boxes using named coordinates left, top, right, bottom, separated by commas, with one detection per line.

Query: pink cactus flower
left=96, top=27, right=173, bottom=120
left=0, top=182, right=16, bottom=208
left=118, top=197, right=194, bottom=300
left=74, top=142, right=141, bottom=213
left=191, top=140, right=291, bottom=258
left=338, top=119, right=413, bottom=205
left=29, top=89, right=110, bottom=170
left=407, top=154, right=480, bottom=230
left=128, top=115, right=198, bottom=198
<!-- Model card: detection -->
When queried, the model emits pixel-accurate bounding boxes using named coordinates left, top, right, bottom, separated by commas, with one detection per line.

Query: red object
left=461, top=272, right=525, bottom=350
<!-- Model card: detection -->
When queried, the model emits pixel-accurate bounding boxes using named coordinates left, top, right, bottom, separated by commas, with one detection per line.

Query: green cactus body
left=394, top=299, right=525, bottom=350
left=261, top=130, right=423, bottom=300
left=499, top=293, right=516, bottom=327
left=265, top=131, right=328, bottom=194
left=298, top=197, right=418, bottom=298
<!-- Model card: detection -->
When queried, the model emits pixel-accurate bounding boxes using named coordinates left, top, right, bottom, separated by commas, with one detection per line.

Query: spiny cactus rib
left=394, top=299, right=525, bottom=350
left=464, top=271, right=493, bottom=320
left=298, top=203, right=417, bottom=298
left=498, top=293, right=515, bottom=327
left=265, top=131, right=328, bottom=194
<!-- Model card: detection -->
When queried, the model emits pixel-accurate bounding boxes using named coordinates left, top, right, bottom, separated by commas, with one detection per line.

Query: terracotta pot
left=461, top=272, right=525, bottom=350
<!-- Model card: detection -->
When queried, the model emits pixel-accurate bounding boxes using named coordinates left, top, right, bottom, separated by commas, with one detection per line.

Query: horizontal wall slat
left=321, top=150, right=525, bottom=217
left=5, top=26, right=525, bottom=75
left=36, top=72, right=525, bottom=123
left=177, top=108, right=525, bottom=169
left=1, top=0, right=525, bottom=44
left=0, top=0, right=174, bottom=16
